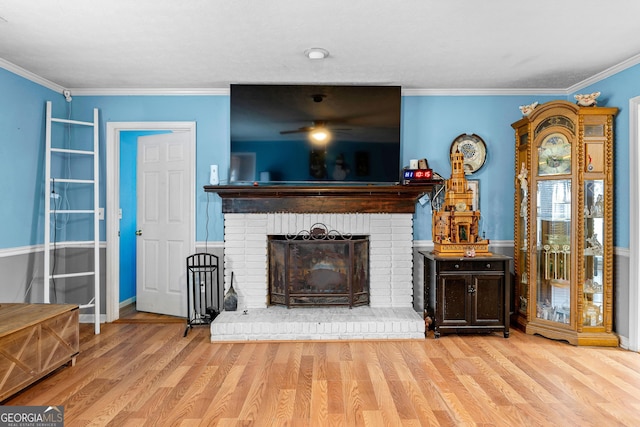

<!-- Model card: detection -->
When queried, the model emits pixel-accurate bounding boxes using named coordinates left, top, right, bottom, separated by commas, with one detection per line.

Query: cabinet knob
left=486, top=263, right=491, bottom=269
left=454, top=264, right=460, bottom=269
left=467, top=285, right=476, bottom=293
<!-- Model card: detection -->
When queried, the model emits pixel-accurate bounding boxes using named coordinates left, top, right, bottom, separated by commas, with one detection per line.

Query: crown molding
left=68, top=87, right=229, bottom=96
left=73, top=87, right=570, bottom=97
left=567, top=52, right=640, bottom=94
left=402, top=88, right=568, bottom=96
left=72, top=87, right=569, bottom=97
left=0, top=58, right=64, bottom=93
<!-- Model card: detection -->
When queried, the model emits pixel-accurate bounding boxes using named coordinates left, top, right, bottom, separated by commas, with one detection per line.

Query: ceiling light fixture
left=305, top=48, right=329, bottom=60
left=310, top=128, right=330, bottom=144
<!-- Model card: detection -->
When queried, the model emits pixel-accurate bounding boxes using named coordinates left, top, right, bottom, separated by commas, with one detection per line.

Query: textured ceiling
left=1, top=0, right=639, bottom=92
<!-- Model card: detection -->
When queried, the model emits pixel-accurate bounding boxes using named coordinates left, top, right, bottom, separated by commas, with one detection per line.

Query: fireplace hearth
left=268, top=224, right=369, bottom=307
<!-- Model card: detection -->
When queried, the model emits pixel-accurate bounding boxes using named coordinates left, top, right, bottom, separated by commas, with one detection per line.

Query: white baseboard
left=119, top=297, right=136, bottom=308
left=79, top=314, right=107, bottom=324
left=618, top=335, right=630, bottom=350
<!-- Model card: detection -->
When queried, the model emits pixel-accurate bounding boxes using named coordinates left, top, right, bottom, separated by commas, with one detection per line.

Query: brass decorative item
left=223, top=272, right=238, bottom=311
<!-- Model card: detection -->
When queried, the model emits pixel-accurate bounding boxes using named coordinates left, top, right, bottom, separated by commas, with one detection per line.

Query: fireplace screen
left=268, top=226, right=369, bottom=307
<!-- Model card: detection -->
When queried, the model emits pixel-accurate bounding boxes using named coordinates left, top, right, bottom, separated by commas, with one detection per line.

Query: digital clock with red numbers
left=402, top=168, right=433, bottom=184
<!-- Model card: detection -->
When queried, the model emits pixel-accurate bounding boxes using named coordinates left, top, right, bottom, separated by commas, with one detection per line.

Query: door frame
left=105, top=122, right=196, bottom=322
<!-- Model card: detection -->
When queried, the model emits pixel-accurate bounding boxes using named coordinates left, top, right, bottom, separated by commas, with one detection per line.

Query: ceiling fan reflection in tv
left=279, top=119, right=351, bottom=144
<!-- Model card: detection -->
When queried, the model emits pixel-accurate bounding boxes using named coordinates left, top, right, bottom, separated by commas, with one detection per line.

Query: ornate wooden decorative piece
left=431, top=150, right=490, bottom=256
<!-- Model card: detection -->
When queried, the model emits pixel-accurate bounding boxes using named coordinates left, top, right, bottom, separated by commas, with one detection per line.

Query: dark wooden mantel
left=204, top=182, right=443, bottom=214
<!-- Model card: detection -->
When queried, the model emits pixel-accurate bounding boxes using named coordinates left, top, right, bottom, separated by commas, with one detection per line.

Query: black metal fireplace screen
left=268, top=224, right=369, bottom=307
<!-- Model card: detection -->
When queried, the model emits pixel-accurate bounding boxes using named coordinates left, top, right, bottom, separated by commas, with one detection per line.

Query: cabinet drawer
left=438, top=260, right=505, bottom=272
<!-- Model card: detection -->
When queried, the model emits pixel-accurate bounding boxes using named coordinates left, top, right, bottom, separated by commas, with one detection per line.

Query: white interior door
left=136, top=132, right=191, bottom=316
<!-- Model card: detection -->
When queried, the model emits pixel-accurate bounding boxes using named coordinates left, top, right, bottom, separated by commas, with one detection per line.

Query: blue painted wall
left=569, top=65, right=640, bottom=248
left=69, top=95, right=230, bottom=244
left=0, top=68, right=60, bottom=249
left=2, top=64, right=639, bottom=250
left=403, top=94, right=559, bottom=240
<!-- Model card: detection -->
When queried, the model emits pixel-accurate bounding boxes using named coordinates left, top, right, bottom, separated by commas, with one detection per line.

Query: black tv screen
left=229, top=84, right=401, bottom=184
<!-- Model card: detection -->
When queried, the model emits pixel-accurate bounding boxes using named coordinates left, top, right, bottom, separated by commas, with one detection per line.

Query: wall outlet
left=210, top=164, right=219, bottom=185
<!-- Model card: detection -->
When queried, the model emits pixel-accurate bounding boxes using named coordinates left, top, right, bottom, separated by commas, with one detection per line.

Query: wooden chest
left=0, top=303, right=79, bottom=402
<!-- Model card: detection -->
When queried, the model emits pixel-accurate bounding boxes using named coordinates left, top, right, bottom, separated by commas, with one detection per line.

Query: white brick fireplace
left=205, top=183, right=440, bottom=341
left=224, top=212, right=414, bottom=309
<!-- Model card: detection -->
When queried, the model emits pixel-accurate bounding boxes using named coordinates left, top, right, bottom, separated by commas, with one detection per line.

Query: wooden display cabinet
left=511, top=100, right=618, bottom=346
left=422, top=252, right=511, bottom=338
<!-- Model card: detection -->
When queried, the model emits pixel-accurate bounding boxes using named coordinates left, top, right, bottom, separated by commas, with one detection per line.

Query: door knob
left=135, top=230, right=142, bottom=236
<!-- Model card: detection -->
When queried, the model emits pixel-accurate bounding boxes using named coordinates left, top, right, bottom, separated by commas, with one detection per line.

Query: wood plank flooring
left=4, top=321, right=640, bottom=426
left=113, top=304, right=184, bottom=324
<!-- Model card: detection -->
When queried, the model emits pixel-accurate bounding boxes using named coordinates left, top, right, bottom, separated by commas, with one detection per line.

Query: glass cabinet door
left=583, top=180, right=605, bottom=327
left=536, top=179, right=572, bottom=324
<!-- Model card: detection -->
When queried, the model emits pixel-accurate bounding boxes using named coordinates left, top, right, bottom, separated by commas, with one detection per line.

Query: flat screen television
left=229, top=84, right=401, bottom=184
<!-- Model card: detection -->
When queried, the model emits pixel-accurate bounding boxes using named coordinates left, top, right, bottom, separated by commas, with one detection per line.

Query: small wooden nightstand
left=421, top=252, right=511, bottom=339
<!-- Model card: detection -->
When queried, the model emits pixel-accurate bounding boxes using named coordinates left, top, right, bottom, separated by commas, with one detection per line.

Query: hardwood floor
left=114, top=304, right=184, bottom=324
left=4, top=322, right=640, bottom=426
